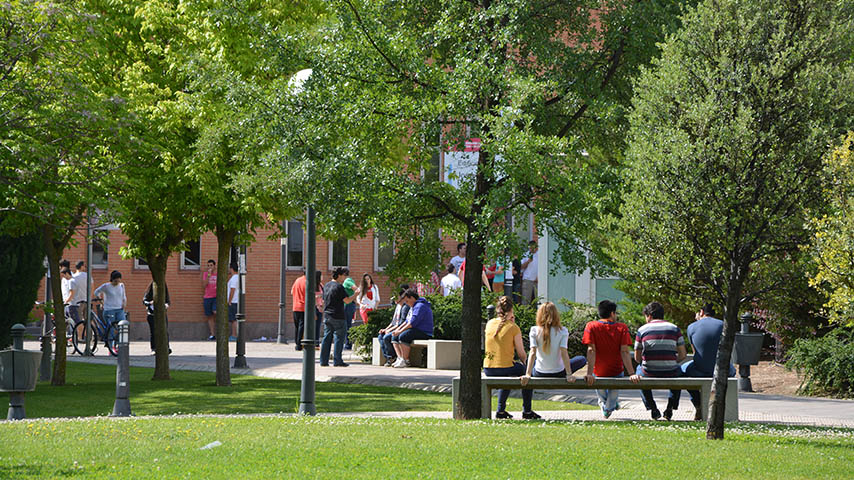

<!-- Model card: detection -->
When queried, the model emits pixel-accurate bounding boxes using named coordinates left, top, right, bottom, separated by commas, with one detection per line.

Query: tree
left=610, top=0, right=854, bottom=439
left=0, top=222, right=45, bottom=348
left=252, top=0, right=693, bottom=418
left=1, top=1, right=122, bottom=385
left=809, top=132, right=854, bottom=325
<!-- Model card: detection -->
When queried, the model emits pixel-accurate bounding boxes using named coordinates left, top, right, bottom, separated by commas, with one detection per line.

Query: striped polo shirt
left=635, top=320, right=684, bottom=377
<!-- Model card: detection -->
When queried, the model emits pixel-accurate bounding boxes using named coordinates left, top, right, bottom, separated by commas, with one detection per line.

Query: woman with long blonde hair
left=483, top=296, right=537, bottom=419
left=521, top=302, right=587, bottom=387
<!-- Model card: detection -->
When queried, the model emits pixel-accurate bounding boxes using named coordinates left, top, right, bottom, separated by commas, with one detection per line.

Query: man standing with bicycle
left=61, top=268, right=80, bottom=325
left=95, top=271, right=127, bottom=327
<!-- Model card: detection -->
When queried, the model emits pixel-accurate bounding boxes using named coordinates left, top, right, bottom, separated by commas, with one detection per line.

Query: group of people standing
left=290, top=267, right=384, bottom=367
left=484, top=296, right=733, bottom=420
left=442, top=241, right=540, bottom=305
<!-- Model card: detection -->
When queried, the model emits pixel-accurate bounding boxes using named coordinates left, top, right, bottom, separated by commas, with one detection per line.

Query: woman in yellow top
left=483, top=296, right=539, bottom=419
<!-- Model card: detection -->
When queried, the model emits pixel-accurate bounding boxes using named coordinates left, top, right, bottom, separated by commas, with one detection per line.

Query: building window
left=329, top=239, right=349, bottom=269
left=513, top=212, right=534, bottom=243
left=180, top=238, right=201, bottom=270
left=91, top=230, right=109, bottom=268
left=134, top=258, right=149, bottom=270
left=285, top=220, right=304, bottom=269
left=374, top=232, right=394, bottom=271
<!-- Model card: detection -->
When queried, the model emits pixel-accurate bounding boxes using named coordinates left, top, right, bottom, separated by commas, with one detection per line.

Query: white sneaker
left=393, top=359, right=410, bottom=368
left=392, top=357, right=404, bottom=367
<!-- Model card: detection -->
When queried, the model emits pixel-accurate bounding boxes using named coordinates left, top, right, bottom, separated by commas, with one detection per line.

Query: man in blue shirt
left=682, top=304, right=736, bottom=420
left=390, top=289, right=434, bottom=368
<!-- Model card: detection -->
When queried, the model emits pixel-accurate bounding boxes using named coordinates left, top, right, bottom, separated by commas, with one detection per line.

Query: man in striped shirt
left=634, top=302, right=687, bottom=420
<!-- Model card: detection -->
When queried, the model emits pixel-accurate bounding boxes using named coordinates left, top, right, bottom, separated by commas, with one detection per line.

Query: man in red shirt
left=291, top=271, right=307, bottom=351
left=582, top=300, right=639, bottom=418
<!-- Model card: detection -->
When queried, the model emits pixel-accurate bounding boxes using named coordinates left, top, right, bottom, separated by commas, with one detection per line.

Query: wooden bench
left=452, top=376, right=739, bottom=421
left=372, top=337, right=462, bottom=370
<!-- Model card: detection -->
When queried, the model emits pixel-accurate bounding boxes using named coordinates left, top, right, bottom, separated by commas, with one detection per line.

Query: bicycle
left=72, top=299, right=119, bottom=356
left=34, top=301, right=73, bottom=348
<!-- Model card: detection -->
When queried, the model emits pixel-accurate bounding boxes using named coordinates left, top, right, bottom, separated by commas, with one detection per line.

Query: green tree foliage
left=787, top=327, right=854, bottom=398
left=809, top=133, right=854, bottom=325
left=611, top=0, right=854, bottom=438
left=0, top=224, right=45, bottom=348
left=252, top=0, right=692, bottom=419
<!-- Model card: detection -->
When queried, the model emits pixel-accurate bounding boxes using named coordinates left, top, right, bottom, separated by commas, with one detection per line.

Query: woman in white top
left=521, top=302, right=587, bottom=384
left=357, top=273, right=380, bottom=324
left=94, top=270, right=127, bottom=326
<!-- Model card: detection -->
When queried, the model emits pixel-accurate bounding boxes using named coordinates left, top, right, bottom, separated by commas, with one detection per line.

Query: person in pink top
left=201, top=259, right=217, bottom=340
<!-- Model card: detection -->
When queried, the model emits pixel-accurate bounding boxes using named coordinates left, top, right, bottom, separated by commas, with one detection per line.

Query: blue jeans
left=596, top=372, right=624, bottom=414
left=484, top=363, right=532, bottom=413
left=531, top=355, right=587, bottom=377
left=681, top=360, right=736, bottom=409
left=344, top=302, right=357, bottom=347
left=378, top=332, right=396, bottom=360
left=636, top=365, right=682, bottom=411
left=102, top=308, right=126, bottom=327
left=320, top=315, right=347, bottom=365
left=393, top=328, right=432, bottom=345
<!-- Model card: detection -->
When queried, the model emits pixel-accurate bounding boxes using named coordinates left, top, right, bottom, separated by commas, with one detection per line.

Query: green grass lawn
left=1, top=416, right=852, bottom=479
left=22, top=362, right=593, bottom=418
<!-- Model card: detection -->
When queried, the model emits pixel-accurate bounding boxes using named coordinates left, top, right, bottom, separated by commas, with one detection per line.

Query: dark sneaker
left=694, top=410, right=703, bottom=421
left=663, top=408, right=673, bottom=421
left=320, top=363, right=329, bottom=367
left=333, top=362, right=349, bottom=367
left=495, top=411, right=513, bottom=419
left=207, top=335, right=215, bottom=341
left=522, top=411, right=542, bottom=420
left=651, top=408, right=662, bottom=420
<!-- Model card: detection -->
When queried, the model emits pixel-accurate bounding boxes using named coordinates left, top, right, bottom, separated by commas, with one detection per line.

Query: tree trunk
left=41, top=224, right=66, bottom=386
left=706, top=273, right=746, bottom=439
left=148, top=254, right=171, bottom=380
left=214, top=227, right=236, bottom=386
left=457, top=232, right=486, bottom=419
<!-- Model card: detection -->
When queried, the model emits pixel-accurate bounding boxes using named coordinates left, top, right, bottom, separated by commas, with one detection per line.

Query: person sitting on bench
left=483, top=296, right=537, bottom=419
left=635, top=301, right=687, bottom=420
left=390, top=289, right=433, bottom=368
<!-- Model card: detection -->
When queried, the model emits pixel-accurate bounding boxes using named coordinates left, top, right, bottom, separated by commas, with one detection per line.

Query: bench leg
left=452, top=378, right=461, bottom=420
left=700, top=384, right=710, bottom=422
left=482, top=383, right=491, bottom=419
left=725, top=378, right=739, bottom=422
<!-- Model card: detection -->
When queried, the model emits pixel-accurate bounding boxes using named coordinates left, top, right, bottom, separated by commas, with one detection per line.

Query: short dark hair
left=398, top=284, right=410, bottom=296
left=643, top=301, right=665, bottom=320
left=59, top=259, right=70, bottom=269
left=76, top=261, right=85, bottom=269
left=598, top=300, right=617, bottom=319
left=528, top=240, right=537, bottom=248
left=109, top=270, right=122, bottom=281
left=207, top=259, right=216, bottom=265
left=230, top=263, right=239, bottom=272
left=341, top=267, right=350, bottom=275
left=60, top=268, right=72, bottom=275
left=457, top=242, right=466, bottom=252
left=447, top=263, right=455, bottom=274
left=403, top=288, right=419, bottom=300
left=701, top=303, right=716, bottom=317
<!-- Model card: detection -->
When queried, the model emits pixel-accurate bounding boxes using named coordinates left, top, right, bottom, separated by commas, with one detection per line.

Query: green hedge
left=349, top=294, right=602, bottom=361
left=787, top=328, right=854, bottom=398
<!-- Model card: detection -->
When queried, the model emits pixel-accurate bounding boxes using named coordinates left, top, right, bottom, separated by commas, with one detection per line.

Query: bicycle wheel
left=65, top=320, right=74, bottom=348
left=105, top=322, right=119, bottom=356
left=72, top=320, right=98, bottom=356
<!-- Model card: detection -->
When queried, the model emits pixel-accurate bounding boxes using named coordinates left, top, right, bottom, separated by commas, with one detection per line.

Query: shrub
left=787, top=328, right=854, bottom=398
left=0, top=230, right=45, bottom=348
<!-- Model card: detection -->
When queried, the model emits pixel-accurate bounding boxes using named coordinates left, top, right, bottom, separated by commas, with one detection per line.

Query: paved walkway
left=33, top=340, right=854, bottom=428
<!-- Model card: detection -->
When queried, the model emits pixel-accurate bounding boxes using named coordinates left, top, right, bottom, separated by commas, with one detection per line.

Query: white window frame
left=373, top=232, right=395, bottom=271
left=285, top=220, right=305, bottom=271
left=134, top=258, right=149, bottom=270
left=180, top=238, right=202, bottom=270
left=328, top=239, right=350, bottom=269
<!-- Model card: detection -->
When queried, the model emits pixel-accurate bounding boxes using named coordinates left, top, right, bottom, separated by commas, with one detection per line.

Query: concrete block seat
left=372, top=337, right=462, bottom=370
left=452, top=376, right=739, bottom=421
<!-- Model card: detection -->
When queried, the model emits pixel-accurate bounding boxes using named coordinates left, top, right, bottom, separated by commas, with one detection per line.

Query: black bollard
left=110, top=320, right=132, bottom=417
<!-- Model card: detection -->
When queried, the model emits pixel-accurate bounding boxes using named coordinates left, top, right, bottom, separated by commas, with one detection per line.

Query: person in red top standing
left=582, top=300, right=639, bottom=418
left=291, top=270, right=307, bottom=351
left=201, top=260, right=218, bottom=340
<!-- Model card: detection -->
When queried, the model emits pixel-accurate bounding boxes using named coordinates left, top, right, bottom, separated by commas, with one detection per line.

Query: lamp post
left=288, top=68, right=318, bottom=415
left=110, top=320, right=131, bottom=417
left=234, top=243, right=248, bottom=368
left=39, top=259, right=52, bottom=382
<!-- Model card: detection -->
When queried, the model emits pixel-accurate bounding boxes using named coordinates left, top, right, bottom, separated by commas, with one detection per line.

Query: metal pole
left=299, top=206, right=317, bottom=415
left=39, top=261, right=52, bottom=381
left=83, top=216, right=93, bottom=356
left=110, top=320, right=131, bottom=417
left=277, top=220, right=288, bottom=344
left=738, top=312, right=753, bottom=392
left=234, top=243, right=248, bottom=368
